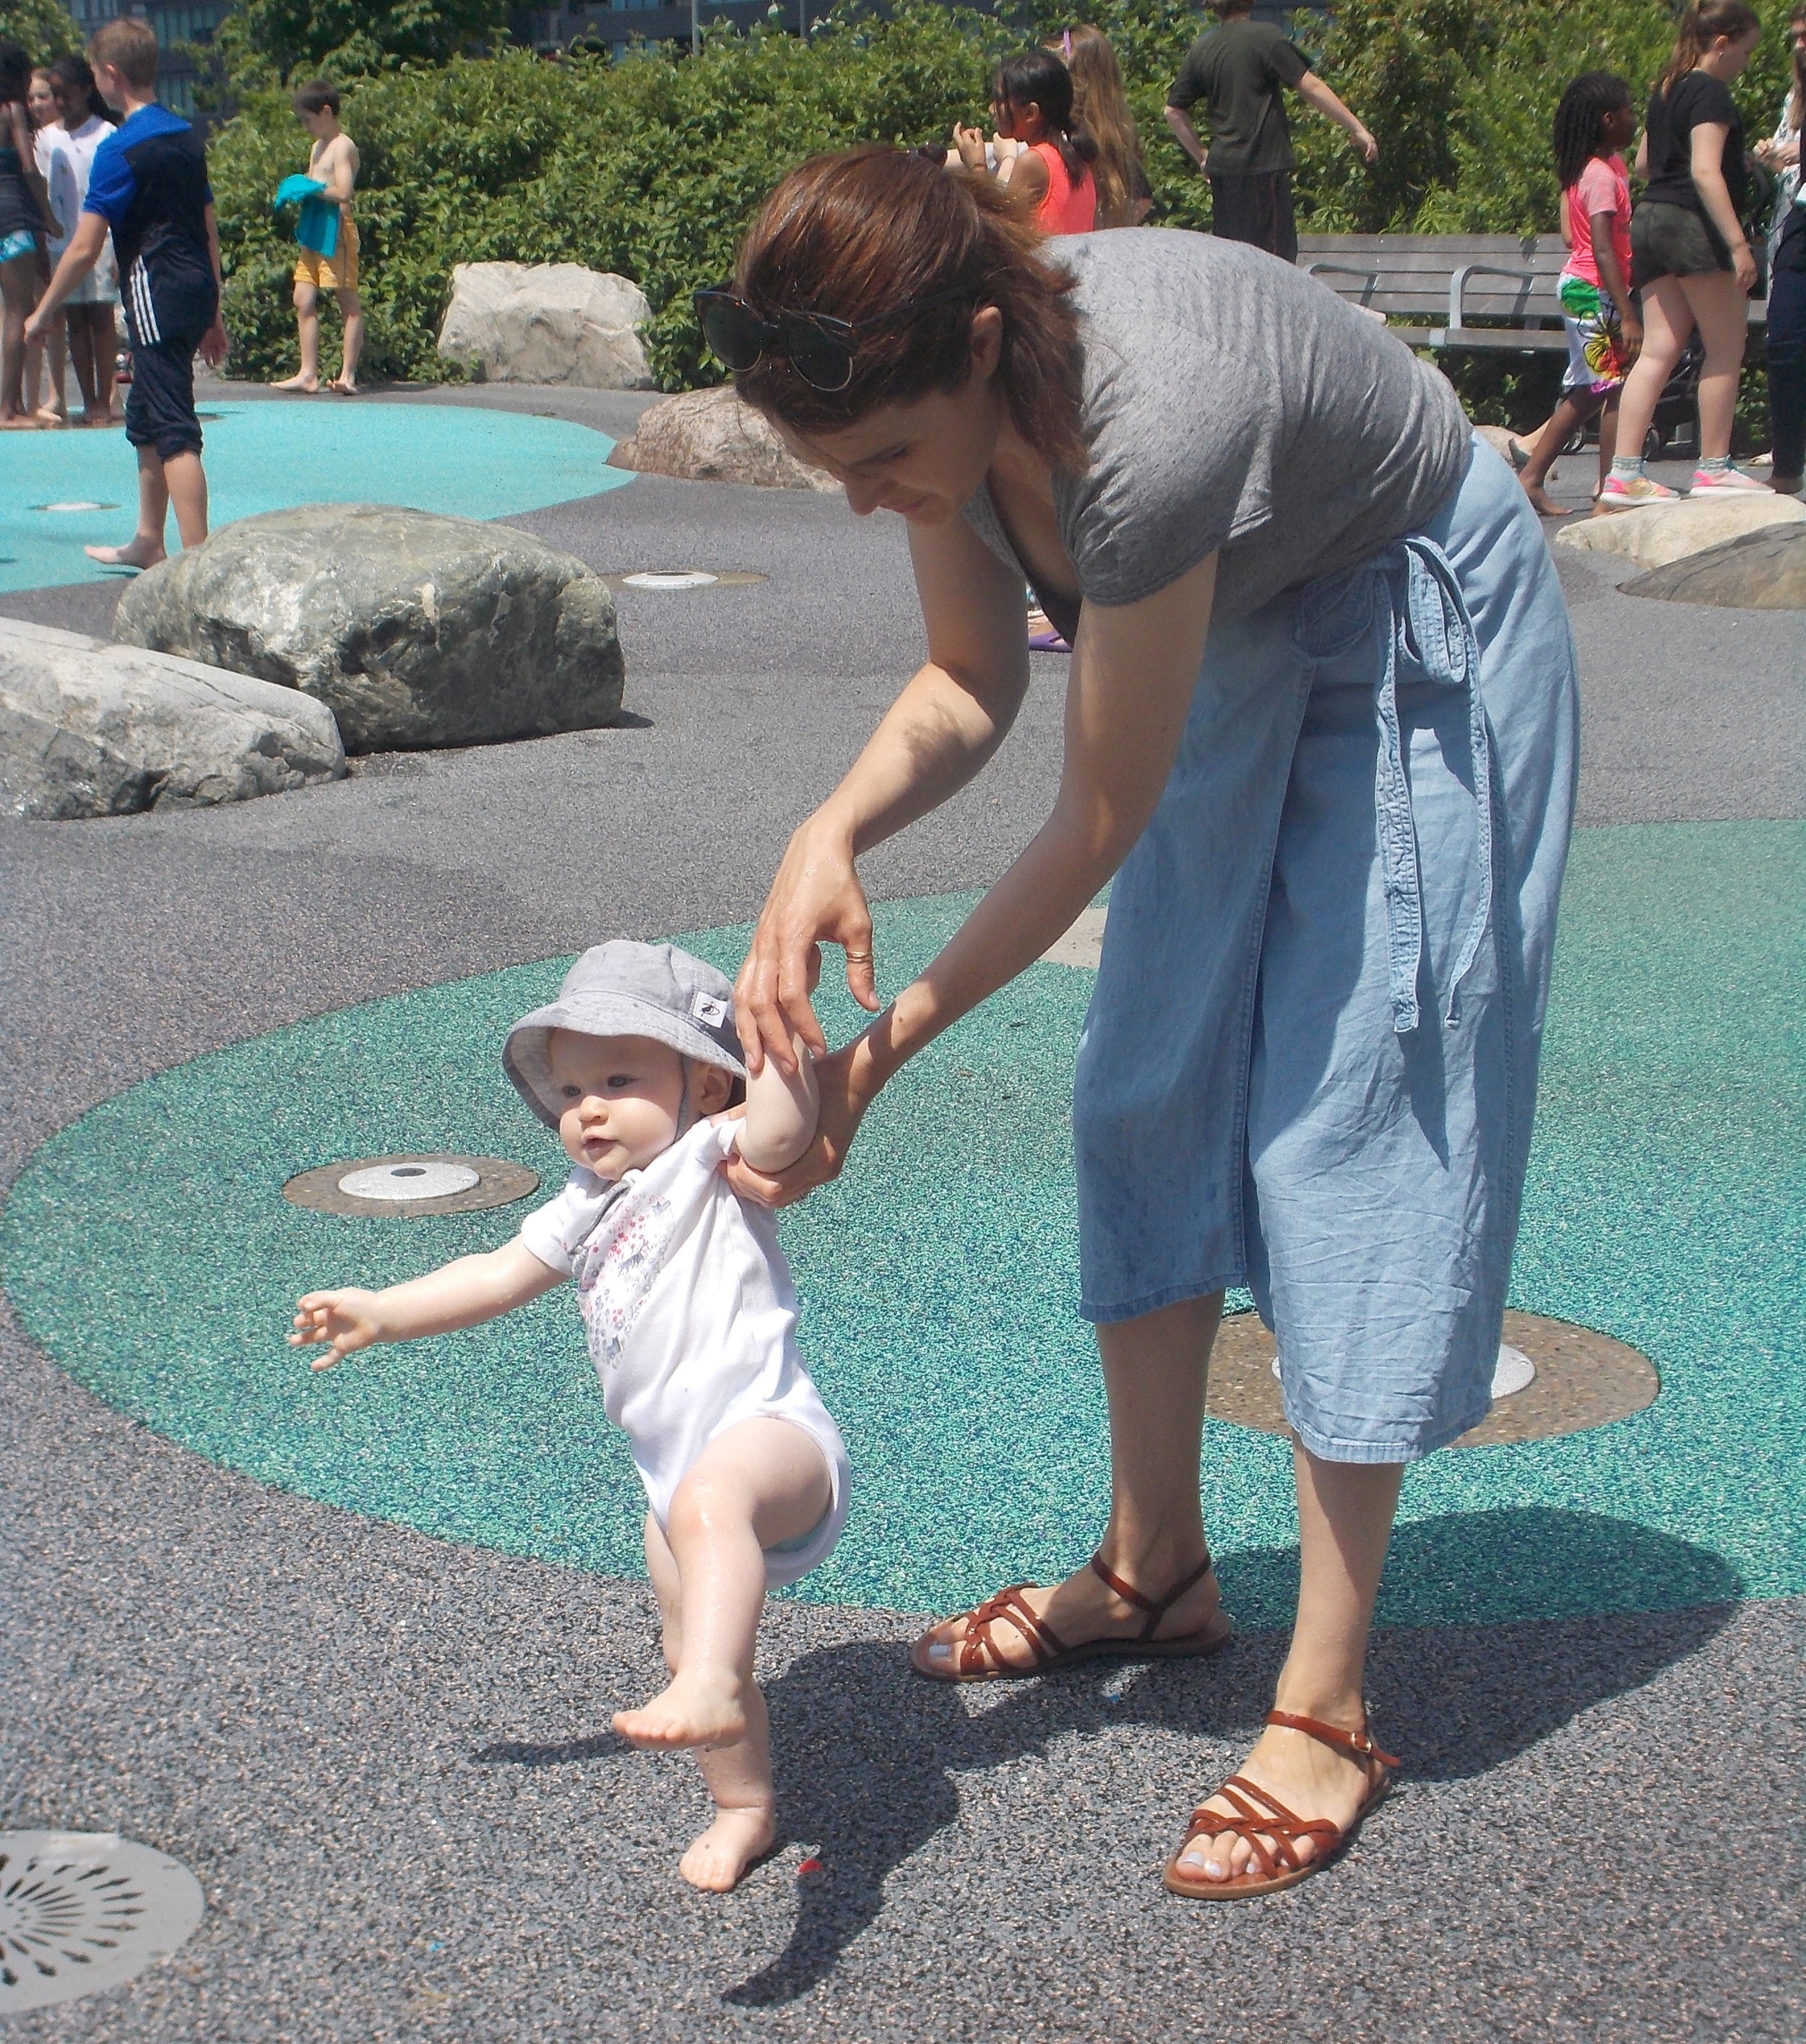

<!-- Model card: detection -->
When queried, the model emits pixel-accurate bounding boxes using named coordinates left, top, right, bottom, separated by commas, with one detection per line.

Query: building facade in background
left=62, top=0, right=233, bottom=116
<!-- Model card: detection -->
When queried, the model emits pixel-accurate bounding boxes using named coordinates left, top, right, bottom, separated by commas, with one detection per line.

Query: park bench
left=1297, top=231, right=1768, bottom=351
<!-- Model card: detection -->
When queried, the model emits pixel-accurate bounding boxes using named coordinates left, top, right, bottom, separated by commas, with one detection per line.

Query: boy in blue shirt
left=26, top=17, right=226, bottom=571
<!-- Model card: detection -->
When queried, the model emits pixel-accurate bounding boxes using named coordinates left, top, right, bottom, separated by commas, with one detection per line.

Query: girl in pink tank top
left=954, top=48, right=1098, bottom=235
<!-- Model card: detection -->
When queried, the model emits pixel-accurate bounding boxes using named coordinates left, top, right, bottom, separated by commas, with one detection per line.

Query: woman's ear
left=970, top=303, right=1005, bottom=380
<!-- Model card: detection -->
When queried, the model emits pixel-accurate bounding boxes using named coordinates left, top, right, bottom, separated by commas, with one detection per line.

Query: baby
left=290, top=940, right=848, bottom=1892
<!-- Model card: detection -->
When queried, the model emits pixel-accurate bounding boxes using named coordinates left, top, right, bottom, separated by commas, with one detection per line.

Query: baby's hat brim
left=504, top=940, right=746, bottom=1129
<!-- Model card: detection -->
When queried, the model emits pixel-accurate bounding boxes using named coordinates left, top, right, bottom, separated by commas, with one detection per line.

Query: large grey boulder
left=1621, top=522, right=1806, bottom=608
left=0, top=617, right=345, bottom=820
left=112, top=506, right=626, bottom=753
left=436, top=262, right=654, bottom=389
left=608, top=385, right=840, bottom=493
left=1555, top=491, right=1805, bottom=570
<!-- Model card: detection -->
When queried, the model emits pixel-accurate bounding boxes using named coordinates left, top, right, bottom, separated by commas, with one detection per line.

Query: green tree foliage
left=0, top=0, right=79, bottom=61
left=207, top=0, right=1790, bottom=425
left=216, top=0, right=514, bottom=88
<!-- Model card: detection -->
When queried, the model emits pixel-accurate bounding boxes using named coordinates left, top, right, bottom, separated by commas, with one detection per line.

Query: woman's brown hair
left=1657, top=0, right=1761, bottom=95
left=1051, top=25, right=1146, bottom=230
left=1791, top=3, right=1805, bottom=129
left=730, top=145, right=1088, bottom=473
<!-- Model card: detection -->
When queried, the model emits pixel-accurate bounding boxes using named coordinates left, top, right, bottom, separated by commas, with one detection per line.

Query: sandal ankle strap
left=1266, top=1708, right=1400, bottom=1772
left=1090, top=1549, right=1214, bottom=1642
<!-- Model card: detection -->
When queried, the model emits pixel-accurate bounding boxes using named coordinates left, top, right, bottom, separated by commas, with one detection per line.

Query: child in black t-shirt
left=25, top=16, right=225, bottom=570
left=1604, top=0, right=1766, bottom=506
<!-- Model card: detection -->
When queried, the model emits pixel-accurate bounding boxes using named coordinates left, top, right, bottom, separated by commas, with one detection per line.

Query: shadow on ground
left=472, top=1506, right=1738, bottom=2008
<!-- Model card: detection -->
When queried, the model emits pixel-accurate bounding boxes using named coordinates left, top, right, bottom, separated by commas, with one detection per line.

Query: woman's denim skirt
left=1073, top=437, right=1579, bottom=1463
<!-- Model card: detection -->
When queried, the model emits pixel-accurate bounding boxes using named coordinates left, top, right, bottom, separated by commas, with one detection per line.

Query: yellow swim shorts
left=294, top=218, right=359, bottom=293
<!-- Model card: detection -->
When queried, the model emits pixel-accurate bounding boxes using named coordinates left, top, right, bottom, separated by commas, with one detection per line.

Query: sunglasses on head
left=694, top=285, right=973, bottom=394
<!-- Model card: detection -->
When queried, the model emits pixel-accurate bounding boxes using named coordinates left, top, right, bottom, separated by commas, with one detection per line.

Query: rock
left=112, top=506, right=625, bottom=753
left=1620, top=522, right=1806, bottom=609
left=608, top=385, right=840, bottom=493
left=0, top=617, right=345, bottom=820
left=436, top=262, right=654, bottom=389
left=1555, top=490, right=1806, bottom=571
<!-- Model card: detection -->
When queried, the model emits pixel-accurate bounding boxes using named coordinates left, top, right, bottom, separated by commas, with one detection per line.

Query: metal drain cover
left=1217, top=1310, right=1658, bottom=1447
left=31, top=501, right=120, bottom=514
left=0, top=1832, right=203, bottom=2014
left=602, top=568, right=768, bottom=594
left=283, top=1153, right=539, bottom=1218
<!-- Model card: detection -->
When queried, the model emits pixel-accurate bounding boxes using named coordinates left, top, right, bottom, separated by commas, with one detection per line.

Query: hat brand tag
left=691, top=992, right=728, bottom=1027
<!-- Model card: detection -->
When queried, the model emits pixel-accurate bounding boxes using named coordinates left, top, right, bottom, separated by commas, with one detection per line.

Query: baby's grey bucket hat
left=504, top=940, right=746, bottom=1129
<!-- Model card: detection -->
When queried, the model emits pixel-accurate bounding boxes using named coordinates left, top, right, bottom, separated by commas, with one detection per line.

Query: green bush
left=0, top=0, right=79, bottom=60
left=209, top=0, right=1791, bottom=438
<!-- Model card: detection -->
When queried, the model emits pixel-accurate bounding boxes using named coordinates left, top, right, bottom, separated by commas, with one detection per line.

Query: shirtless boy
left=273, top=79, right=363, bottom=394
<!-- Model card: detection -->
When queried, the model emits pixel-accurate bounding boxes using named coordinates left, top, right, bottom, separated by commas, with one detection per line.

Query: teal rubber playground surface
left=0, top=400, right=631, bottom=594
left=3, top=819, right=1800, bottom=1631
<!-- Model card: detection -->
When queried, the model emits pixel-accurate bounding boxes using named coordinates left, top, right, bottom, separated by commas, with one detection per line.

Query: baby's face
left=547, top=1031, right=726, bottom=1180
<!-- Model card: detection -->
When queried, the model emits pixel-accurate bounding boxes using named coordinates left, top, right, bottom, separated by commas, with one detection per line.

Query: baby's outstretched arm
left=291, top=1239, right=561, bottom=1371
left=734, top=1024, right=820, bottom=1174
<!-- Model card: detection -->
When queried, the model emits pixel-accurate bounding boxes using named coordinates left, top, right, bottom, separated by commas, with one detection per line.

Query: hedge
left=207, top=0, right=1789, bottom=433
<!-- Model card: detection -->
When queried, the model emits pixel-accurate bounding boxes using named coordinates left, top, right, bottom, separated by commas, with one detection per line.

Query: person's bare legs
left=1613, top=275, right=1694, bottom=473
left=915, top=1294, right=1231, bottom=1673
left=66, top=303, right=115, bottom=423
left=1519, top=385, right=1607, bottom=515
left=1170, top=1445, right=1404, bottom=1884
left=614, top=1416, right=832, bottom=1892
left=329, top=285, right=363, bottom=391
left=272, top=279, right=321, bottom=391
left=1677, top=269, right=1750, bottom=463
left=85, top=446, right=205, bottom=567
left=0, top=252, right=38, bottom=424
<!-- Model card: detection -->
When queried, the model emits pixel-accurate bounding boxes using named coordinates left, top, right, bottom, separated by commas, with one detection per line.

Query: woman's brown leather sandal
left=909, top=1551, right=1232, bottom=1682
left=1162, top=1708, right=1399, bottom=1900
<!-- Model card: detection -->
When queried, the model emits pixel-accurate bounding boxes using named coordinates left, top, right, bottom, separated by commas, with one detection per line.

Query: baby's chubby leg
left=616, top=1419, right=831, bottom=1894
left=615, top=1417, right=830, bottom=1753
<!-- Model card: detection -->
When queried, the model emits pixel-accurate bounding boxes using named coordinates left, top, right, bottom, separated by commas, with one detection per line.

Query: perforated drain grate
left=1213, top=1310, right=1658, bottom=1447
left=283, top=1153, right=539, bottom=1218
left=0, top=1832, right=203, bottom=2014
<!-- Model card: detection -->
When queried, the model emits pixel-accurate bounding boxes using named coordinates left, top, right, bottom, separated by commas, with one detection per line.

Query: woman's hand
left=1733, top=240, right=1758, bottom=294
left=735, top=812, right=879, bottom=1075
left=720, top=1038, right=873, bottom=1208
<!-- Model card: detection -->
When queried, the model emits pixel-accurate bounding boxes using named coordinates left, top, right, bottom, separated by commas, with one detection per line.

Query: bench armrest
left=1448, top=262, right=1542, bottom=329
left=1302, top=260, right=1383, bottom=300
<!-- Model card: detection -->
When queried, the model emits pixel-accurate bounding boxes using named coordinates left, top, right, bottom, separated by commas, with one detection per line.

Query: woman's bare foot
left=912, top=1548, right=1227, bottom=1676
left=0, top=412, right=39, bottom=429
left=329, top=377, right=358, bottom=395
left=613, top=1668, right=748, bottom=1750
left=34, top=404, right=66, bottom=428
left=270, top=373, right=319, bottom=392
left=84, top=537, right=166, bottom=570
left=1171, top=1718, right=1375, bottom=1885
left=1519, top=479, right=1569, bottom=518
left=678, top=1803, right=776, bottom=1892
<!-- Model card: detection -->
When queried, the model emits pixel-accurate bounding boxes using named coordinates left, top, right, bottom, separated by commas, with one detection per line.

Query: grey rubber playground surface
left=1, top=381, right=1802, bottom=2041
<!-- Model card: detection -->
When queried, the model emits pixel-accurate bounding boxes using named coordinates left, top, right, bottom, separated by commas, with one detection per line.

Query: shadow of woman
left=724, top=1506, right=1740, bottom=2007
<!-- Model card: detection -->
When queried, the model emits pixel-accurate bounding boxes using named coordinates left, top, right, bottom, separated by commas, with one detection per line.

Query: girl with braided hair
left=1518, top=72, right=1640, bottom=515
left=954, top=48, right=1098, bottom=235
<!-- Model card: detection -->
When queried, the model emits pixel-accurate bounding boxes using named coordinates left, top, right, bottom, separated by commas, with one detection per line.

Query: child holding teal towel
left=271, top=79, right=361, bottom=393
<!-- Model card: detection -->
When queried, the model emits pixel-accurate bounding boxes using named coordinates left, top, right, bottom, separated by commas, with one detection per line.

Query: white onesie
left=518, top=1116, right=849, bottom=1588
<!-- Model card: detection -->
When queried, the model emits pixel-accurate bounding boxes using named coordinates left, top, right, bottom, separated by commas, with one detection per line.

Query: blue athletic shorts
left=1072, top=436, right=1579, bottom=1463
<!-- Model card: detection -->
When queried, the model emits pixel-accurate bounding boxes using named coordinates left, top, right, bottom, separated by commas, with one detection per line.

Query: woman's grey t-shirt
left=964, top=228, right=1471, bottom=625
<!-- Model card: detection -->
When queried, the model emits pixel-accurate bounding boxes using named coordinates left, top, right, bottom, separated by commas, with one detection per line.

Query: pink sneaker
left=1597, top=472, right=1681, bottom=510
left=1689, top=464, right=1768, bottom=493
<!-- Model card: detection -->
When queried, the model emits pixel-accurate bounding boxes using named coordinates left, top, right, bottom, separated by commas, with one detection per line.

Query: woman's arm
left=1690, top=121, right=1757, bottom=291
left=734, top=511, right=1033, bottom=1067
left=727, top=552, right=1219, bottom=1207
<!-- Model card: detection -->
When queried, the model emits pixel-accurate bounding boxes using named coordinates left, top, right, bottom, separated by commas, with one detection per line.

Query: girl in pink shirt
left=954, top=49, right=1099, bottom=237
left=1519, top=73, right=1641, bottom=516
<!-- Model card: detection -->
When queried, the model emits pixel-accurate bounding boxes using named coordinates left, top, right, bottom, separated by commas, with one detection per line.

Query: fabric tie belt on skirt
left=1293, top=537, right=1495, bottom=1035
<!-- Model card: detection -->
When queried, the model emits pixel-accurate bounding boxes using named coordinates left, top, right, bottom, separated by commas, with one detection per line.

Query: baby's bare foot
left=678, top=1804, right=775, bottom=1892
left=613, top=1669, right=747, bottom=1751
